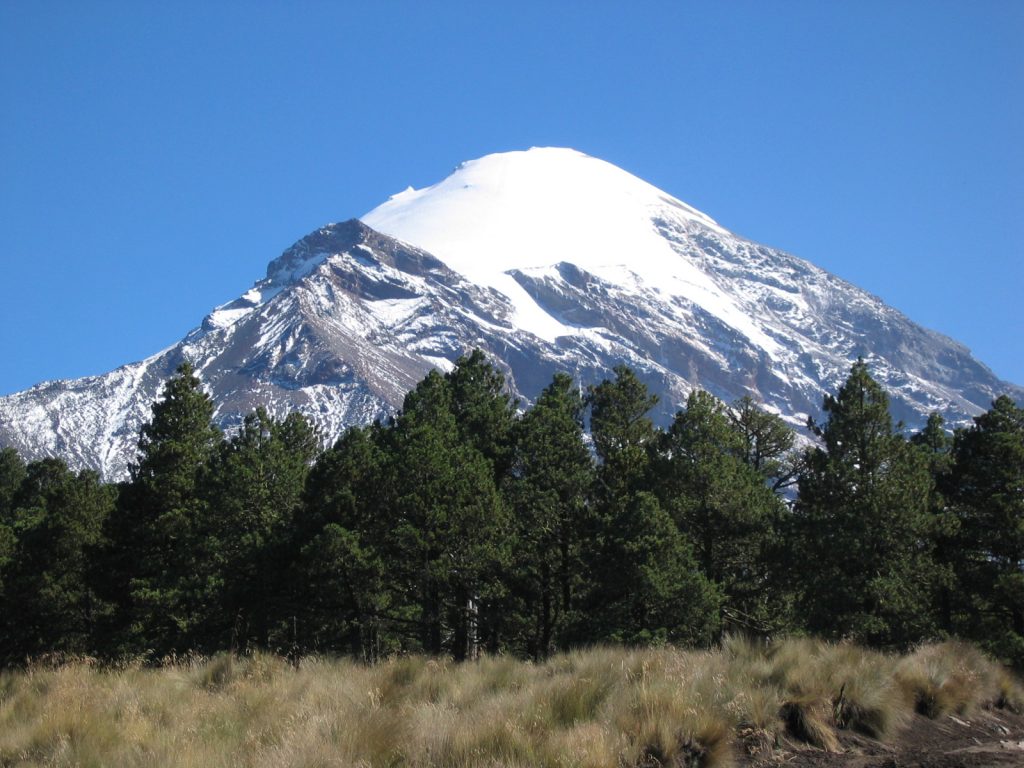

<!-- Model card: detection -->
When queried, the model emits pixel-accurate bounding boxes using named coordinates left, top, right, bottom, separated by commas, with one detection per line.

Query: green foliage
left=297, top=522, right=391, bottom=658
left=0, top=448, right=24, bottom=599
left=383, top=368, right=511, bottom=658
left=503, top=372, right=594, bottom=658
left=445, top=349, right=518, bottom=478
left=201, top=408, right=319, bottom=652
left=730, top=395, right=801, bottom=491
left=793, top=360, right=939, bottom=646
left=576, top=491, right=721, bottom=646
left=1, top=349, right=1021, bottom=668
left=910, top=412, right=960, bottom=635
left=588, top=364, right=658, bottom=499
left=0, top=447, right=26, bottom=522
left=132, top=362, right=221, bottom=506
left=948, top=395, right=1024, bottom=667
left=655, top=390, right=791, bottom=633
left=105, top=362, right=222, bottom=657
left=301, top=424, right=385, bottom=540
left=579, top=369, right=719, bottom=645
left=292, top=424, right=389, bottom=658
left=0, top=459, right=114, bottom=662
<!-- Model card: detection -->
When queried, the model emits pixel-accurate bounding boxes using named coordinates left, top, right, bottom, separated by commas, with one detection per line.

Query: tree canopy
left=0, top=352, right=1020, bottom=669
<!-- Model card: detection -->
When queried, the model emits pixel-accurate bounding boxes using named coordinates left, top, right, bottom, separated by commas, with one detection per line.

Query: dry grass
left=0, top=639, right=1019, bottom=767
left=895, top=640, right=1024, bottom=717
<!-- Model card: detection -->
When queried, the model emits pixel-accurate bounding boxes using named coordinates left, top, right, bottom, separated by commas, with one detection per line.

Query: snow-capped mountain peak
left=362, top=148, right=762, bottom=348
left=2, top=149, right=1020, bottom=479
left=363, top=148, right=725, bottom=279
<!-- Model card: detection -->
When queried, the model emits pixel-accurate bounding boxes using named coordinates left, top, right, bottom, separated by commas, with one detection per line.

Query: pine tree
left=503, top=372, right=594, bottom=659
left=0, top=448, right=26, bottom=602
left=730, top=395, right=801, bottom=491
left=588, top=365, right=658, bottom=500
left=383, top=370, right=510, bottom=658
left=0, top=448, right=26, bottom=522
left=0, top=459, right=114, bottom=662
left=655, top=390, right=789, bottom=633
left=201, top=408, right=319, bottom=652
left=445, top=349, right=517, bottom=480
left=302, top=424, right=386, bottom=539
left=793, top=360, right=938, bottom=646
left=293, top=424, right=390, bottom=658
left=576, top=491, right=721, bottom=646
left=948, top=395, right=1024, bottom=666
left=103, top=362, right=222, bottom=656
left=910, top=413, right=959, bottom=635
left=578, top=367, right=720, bottom=645
left=297, top=521, right=388, bottom=658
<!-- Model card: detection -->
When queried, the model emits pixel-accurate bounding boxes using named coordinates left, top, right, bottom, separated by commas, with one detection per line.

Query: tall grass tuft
left=0, top=640, right=1019, bottom=767
left=895, top=640, right=1021, bottom=717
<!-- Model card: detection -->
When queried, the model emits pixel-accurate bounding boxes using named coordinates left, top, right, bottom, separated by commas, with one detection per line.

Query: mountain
left=2, top=148, right=1020, bottom=479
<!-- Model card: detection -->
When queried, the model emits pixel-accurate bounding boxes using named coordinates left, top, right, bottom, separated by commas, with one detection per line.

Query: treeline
left=0, top=352, right=1020, bottom=668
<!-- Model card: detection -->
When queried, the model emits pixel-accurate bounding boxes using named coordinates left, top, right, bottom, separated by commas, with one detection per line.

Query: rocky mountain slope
left=2, top=148, right=1019, bottom=479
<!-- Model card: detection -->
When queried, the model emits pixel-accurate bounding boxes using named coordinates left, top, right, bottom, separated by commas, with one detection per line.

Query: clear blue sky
left=2, top=2, right=1021, bottom=395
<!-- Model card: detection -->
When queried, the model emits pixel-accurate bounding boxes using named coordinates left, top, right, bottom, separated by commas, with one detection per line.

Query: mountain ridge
left=1, top=149, right=1020, bottom=479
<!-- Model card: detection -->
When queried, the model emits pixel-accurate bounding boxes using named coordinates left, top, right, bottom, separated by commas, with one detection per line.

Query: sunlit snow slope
left=2, top=148, right=1020, bottom=479
left=363, top=148, right=766, bottom=348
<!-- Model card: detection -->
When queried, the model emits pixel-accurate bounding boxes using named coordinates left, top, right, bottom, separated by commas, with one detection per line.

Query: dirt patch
left=742, top=708, right=1024, bottom=768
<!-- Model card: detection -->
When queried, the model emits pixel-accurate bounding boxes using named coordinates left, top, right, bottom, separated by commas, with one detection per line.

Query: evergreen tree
left=0, top=459, right=114, bottom=662
left=655, top=390, right=789, bottom=633
left=103, top=362, right=221, bottom=656
left=912, top=412, right=955, bottom=464
left=13, top=353, right=1022, bottom=664
left=948, top=395, right=1024, bottom=667
left=445, top=349, right=517, bottom=480
left=301, top=424, right=386, bottom=540
left=297, top=521, right=389, bottom=658
left=503, top=372, right=593, bottom=659
left=578, top=367, right=719, bottom=645
left=383, top=370, right=510, bottom=658
left=730, top=395, right=801, bottom=491
left=0, top=448, right=26, bottom=601
left=588, top=364, right=658, bottom=499
left=0, top=448, right=26, bottom=522
left=574, top=491, right=721, bottom=646
left=910, top=413, right=959, bottom=635
left=793, top=360, right=938, bottom=646
left=201, top=408, right=319, bottom=652
left=293, top=424, right=390, bottom=658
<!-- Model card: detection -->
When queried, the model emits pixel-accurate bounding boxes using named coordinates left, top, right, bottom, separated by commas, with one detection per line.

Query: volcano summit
left=2, top=148, right=1019, bottom=478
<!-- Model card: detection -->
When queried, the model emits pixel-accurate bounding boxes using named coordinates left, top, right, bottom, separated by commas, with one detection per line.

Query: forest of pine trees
left=0, top=352, right=1021, bottom=669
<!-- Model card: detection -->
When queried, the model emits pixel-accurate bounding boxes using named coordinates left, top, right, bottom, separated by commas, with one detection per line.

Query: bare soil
left=742, top=708, right=1024, bottom=768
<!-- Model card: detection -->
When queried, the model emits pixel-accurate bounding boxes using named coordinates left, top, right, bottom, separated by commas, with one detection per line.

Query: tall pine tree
left=655, top=390, right=789, bottom=634
left=382, top=370, right=510, bottom=658
left=793, top=360, right=938, bottom=646
left=293, top=424, right=390, bottom=658
left=910, top=413, right=959, bottom=635
left=730, top=395, right=801, bottom=492
left=201, top=408, right=319, bottom=652
left=948, top=395, right=1024, bottom=667
left=103, top=362, right=221, bottom=657
left=0, top=448, right=26, bottom=605
left=0, top=459, right=114, bottom=663
left=445, top=349, right=517, bottom=481
left=578, top=367, right=719, bottom=645
left=503, top=372, right=593, bottom=659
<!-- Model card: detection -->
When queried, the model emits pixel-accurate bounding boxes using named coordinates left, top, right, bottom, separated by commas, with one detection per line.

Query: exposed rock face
left=1, top=149, right=1019, bottom=479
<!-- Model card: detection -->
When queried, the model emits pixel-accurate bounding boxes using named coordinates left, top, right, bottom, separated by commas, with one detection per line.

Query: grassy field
left=0, top=639, right=1021, bottom=768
